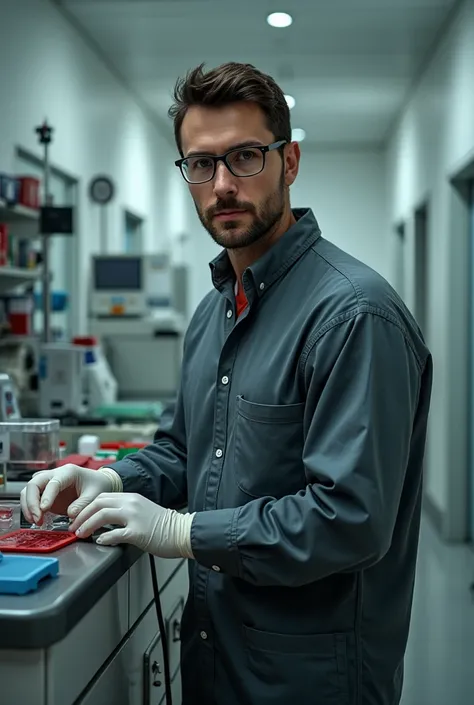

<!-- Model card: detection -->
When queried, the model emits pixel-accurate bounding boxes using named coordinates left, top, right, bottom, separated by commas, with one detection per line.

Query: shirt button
left=215, top=449, right=223, bottom=458
left=222, top=376, right=229, bottom=385
left=212, top=565, right=221, bottom=572
left=227, top=310, right=233, bottom=318
left=200, top=631, right=208, bottom=640
left=259, top=282, right=265, bottom=291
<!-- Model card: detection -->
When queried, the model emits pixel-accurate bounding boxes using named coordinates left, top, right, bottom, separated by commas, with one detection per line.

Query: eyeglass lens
left=182, top=148, right=264, bottom=183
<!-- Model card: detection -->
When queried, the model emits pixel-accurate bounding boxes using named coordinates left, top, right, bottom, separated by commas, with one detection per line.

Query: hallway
left=401, top=516, right=474, bottom=705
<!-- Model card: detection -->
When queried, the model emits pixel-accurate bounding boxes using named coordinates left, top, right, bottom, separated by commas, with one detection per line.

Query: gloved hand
left=20, top=465, right=122, bottom=526
left=70, top=493, right=195, bottom=559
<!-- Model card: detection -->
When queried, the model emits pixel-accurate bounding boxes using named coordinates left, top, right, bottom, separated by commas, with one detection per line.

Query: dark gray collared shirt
left=110, top=208, right=432, bottom=705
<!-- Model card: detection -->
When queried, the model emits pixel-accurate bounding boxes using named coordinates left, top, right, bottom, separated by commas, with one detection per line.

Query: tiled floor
left=401, top=515, right=474, bottom=705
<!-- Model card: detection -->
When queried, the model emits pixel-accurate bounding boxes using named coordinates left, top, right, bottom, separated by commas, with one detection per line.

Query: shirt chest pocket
left=233, top=395, right=306, bottom=499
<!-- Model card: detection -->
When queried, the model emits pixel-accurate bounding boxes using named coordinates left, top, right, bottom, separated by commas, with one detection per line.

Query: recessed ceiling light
left=284, top=94, right=295, bottom=110
left=292, top=128, right=306, bottom=142
left=267, top=12, right=293, bottom=28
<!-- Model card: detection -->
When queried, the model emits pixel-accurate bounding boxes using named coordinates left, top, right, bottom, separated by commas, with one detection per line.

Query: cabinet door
left=78, top=562, right=189, bottom=705
left=78, top=606, right=162, bottom=705
left=48, top=574, right=129, bottom=705
left=0, top=649, right=46, bottom=705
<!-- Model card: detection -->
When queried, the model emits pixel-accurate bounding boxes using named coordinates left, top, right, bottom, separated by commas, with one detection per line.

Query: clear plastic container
left=0, top=419, right=60, bottom=481
left=0, top=500, right=21, bottom=534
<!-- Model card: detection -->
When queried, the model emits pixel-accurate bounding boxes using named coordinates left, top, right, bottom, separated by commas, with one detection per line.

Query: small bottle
left=78, top=435, right=100, bottom=456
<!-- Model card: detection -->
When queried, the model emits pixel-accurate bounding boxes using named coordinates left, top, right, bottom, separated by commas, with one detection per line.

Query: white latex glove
left=70, top=493, right=196, bottom=559
left=20, top=465, right=122, bottom=526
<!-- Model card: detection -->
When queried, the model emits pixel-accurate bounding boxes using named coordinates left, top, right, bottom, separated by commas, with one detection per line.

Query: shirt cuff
left=98, top=467, right=123, bottom=492
left=177, top=511, right=196, bottom=559
left=190, top=507, right=242, bottom=576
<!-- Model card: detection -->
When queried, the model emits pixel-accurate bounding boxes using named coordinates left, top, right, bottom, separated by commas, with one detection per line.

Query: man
left=22, top=62, right=432, bottom=705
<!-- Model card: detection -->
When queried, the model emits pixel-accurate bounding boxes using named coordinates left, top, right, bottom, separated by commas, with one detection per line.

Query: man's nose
left=213, top=161, right=238, bottom=198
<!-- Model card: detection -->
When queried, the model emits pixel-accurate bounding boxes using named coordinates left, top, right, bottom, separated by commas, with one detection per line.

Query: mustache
left=206, top=200, right=255, bottom=218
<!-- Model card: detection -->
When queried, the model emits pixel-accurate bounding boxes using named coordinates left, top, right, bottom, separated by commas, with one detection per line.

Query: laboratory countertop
left=0, top=539, right=142, bottom=650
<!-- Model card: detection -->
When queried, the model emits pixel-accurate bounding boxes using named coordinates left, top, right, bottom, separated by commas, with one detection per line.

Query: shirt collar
left=210, top=208, right=321, bottom=298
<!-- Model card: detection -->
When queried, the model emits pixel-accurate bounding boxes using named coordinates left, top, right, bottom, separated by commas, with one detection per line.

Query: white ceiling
left=55, top=0, right=459, bottom=147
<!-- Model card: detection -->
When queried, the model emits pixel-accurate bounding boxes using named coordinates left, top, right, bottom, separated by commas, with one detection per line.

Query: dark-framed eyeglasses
left=175, top=140, right=287, bottom=184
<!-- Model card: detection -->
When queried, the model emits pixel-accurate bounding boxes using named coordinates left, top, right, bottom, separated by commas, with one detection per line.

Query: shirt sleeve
left=190, top=311, right=432, bottom=586
left=106, top=383, right=188, bottom=510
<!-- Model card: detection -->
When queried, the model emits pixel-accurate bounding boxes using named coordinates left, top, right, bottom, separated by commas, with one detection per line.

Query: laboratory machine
left=89, top=253, right=188, bottom=320
left=38, top=336, right=118, bottom=419
left=89, top=254, right=188, bottom=401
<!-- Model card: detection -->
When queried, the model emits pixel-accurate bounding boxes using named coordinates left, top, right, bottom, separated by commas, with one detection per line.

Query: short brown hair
left=168, top=62, right=291, bottom=156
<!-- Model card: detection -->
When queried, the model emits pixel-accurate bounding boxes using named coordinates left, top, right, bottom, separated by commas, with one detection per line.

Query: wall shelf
left=0, top=266, right=41, bottom=293
left=0, top=198, right=39, bottom=223
left=0, top=335, right=39, bottom=347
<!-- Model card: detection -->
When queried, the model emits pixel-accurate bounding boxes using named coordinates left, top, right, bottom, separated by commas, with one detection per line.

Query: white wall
left=182, top=147, right=388, bottom=311
left=386, top=0, right=474, bottom=539
left=292, top=147, right=387, bottom=278
left=0, top=0, right=190, bottom=333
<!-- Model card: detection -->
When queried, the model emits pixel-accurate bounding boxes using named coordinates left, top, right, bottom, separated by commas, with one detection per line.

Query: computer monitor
left=90, top=255, right=145, bottom=317
left=94, top=256, right=142, bottom=291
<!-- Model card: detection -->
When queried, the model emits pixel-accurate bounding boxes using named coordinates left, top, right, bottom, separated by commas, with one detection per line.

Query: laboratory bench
left=0, top=537, right=189, bottom=705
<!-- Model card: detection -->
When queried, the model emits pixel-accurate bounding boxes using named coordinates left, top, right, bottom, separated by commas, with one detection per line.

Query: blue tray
left=0, top=553, right=59, bottom=595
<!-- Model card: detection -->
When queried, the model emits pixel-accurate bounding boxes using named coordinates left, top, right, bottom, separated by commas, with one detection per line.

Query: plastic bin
left=0, top=419, right=60, bottom=477
left=7, top=295, right=34, bottom=336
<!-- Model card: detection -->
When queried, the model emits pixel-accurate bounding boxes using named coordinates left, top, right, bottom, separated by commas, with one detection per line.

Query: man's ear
left=284, top=142, right=301, bottom=187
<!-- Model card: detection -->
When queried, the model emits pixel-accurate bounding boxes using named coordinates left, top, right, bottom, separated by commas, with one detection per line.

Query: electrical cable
left=149, top=553, right=173, bottom=705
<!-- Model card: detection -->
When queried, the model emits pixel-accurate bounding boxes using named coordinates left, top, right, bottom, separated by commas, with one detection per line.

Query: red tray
left=0, top=529, right=77, bottom=553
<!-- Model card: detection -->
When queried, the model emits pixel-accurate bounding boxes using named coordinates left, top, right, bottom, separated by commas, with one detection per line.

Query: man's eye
left=236, top=150, right=258, bottom=162
left=194, top=158, right=213, bottom=169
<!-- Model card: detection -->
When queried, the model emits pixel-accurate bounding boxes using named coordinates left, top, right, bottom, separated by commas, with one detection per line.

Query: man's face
left=180, top=102, right=299, bottom=250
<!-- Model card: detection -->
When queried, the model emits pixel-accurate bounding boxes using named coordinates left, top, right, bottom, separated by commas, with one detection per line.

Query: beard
left=194, top=170, right=286, bottom=250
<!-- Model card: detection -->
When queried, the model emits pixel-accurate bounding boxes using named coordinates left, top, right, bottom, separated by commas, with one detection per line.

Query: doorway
left=414, top=203, right=429, bottom=340
left=394, top=222, right=406, bottom=300
left=124, top=210, right=143, bottom=254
